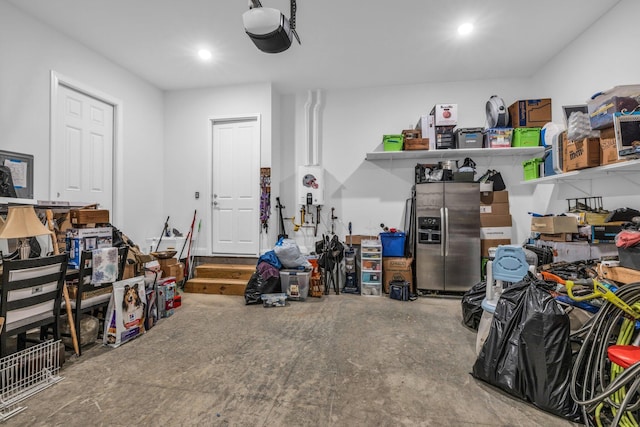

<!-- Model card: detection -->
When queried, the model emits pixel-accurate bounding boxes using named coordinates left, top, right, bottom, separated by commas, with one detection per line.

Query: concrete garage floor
left=10, top=294, right=578, bottom=426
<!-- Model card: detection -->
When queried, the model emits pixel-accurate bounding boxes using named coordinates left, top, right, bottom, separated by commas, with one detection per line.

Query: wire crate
left=0, top=340, right=64, bottom=422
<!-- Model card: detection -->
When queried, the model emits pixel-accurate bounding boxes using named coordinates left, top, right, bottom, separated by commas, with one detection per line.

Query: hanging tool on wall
left=315, top=205, right=321, bottom=236
left=276, top=197, right=288, bottom=239
left=260, top=167, right=271, bottom=233
left=155, top=216, right=170, bottom=252
left=330, top=207, right=338, bottom=235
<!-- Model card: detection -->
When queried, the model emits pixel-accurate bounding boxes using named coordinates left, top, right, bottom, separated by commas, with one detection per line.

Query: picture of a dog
left=122, top=283, right=146, bottom=330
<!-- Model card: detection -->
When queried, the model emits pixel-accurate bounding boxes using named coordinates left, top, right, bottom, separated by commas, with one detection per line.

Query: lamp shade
left=0, top=205, right=51, bottom=239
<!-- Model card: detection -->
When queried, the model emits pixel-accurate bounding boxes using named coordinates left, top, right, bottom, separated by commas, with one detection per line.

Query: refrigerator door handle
left=440, top=207, right=445, bottom=257
left=444, top=207, right=450, bottom=256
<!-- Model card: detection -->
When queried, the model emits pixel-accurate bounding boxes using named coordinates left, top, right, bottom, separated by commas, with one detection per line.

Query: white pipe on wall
left=312, top=89, right=322, bottom=166
left=303, top=90, right=313, bottom=166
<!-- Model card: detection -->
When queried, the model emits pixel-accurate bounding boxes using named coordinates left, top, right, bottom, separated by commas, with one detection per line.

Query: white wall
left=280, top=78, right=538, bottom=249
left=162, top=83, right=273, bottom=255
left=0, top=0, right=165, bottom=246
left=530, top=0, right=640, bottom=224
left=279, top=0, right=640, bottom=249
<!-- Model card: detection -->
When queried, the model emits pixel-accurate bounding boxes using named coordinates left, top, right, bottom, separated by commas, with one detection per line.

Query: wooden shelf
left=365, top=146, right=544, bottom=161
left=520, top=158, right=640, bottom=185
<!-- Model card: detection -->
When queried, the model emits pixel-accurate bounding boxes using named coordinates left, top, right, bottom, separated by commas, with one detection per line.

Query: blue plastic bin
left=380, top=232, right=406, bottom=257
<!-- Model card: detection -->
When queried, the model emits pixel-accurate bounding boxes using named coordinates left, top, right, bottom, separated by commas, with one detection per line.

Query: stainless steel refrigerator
left=415, top=182, right=480, bottom=292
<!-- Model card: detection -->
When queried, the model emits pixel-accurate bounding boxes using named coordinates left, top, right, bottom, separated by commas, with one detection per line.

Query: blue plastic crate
left=380, top=232, right=406, bottom=257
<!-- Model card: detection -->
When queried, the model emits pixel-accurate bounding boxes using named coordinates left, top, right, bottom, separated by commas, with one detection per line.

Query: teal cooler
left=380, top=232, right=406, bottom=257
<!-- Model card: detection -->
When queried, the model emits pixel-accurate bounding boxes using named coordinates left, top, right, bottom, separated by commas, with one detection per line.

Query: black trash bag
left=244, top=271, right=281, bottom=305
left=461, top=281, right=486, bottom=331
left=472, top=274, right=580, bottom=422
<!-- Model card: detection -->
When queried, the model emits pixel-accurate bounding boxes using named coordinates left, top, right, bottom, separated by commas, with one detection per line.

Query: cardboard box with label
left=531, top=216, right=577, bottom=234
left=563, top=135, right=601, bottom=171
left=66, top=227, right=113, bottom=269
left=430, top=104, right=458, bottom=126
left=480, top=190, right=510, bottom=221
left=481, top=214, right=512, bottom=240
left=599, top=127, right=622, bottom=165
left=508, top=98, right=552, bottom=128
left=382, top=257, right=413, bottom=294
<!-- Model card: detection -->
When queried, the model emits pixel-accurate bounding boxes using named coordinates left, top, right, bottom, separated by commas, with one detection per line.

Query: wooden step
left=195, top=263, right=255, bottom=280
left=183, top=278, right=247, bottom=295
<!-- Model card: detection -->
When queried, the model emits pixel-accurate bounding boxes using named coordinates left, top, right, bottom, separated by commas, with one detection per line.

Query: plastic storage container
left=261, top=293, right=288, bottom=307
left=522, top=158, right=543, bottom=180
left=361, top=239, right=382, bottom=296
left=383, top=135, right=403, bottom=151
left=455, top=128, right=484, bottom=149
left=379, top=232, right=406, bottom=257
left=280, top=270, right=310, bottom=301
left=511, top=127, right=541, bottom=147
left=485, top=128, right=513, bottom=148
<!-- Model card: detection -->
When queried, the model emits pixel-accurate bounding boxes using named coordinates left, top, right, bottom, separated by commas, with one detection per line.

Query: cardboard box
left=599, top=127, right=621, bottom=165
left=480, top=227, right=512, bottom=240
left=481, top=239, right=512, bottom=257
left=480, top=214, right=512, bottom=228
left=480, top=203, right=510, bottom=216
left=430, top=104, right=458, bottom=126
left=563, top=135, right=601, bottom=171
left=539, top=233, right=573, bottom=242
left=480, top=190, right=509, bottom=205
left=531, top=216, right=577, bottom=234
left=382, top=257, right=413, bottom=294
left=508, top=99, right=552, bottom=128
left=66, top=227, right=113, bottom=269
left=70, top=209, right=110, bottom=225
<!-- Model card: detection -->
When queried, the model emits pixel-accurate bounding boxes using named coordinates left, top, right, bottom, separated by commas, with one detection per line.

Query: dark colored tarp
left=461, top=281, right=486, bottom=331
left=472, top=275, right=580, bottom=422
left=244, top=270, right=281, bottom=305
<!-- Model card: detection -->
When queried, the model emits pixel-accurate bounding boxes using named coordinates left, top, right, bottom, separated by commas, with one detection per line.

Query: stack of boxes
left=531, top=216, right=578, bottom=242
left=156, top=256, right=185, bottom=284
left=479, top=191, right=512, bottom=257
left=66, top=209, right=112, bottom=269
left=509, top=99, right=551, bottom=178
left=587, top=85, right=640, bottom=166
left=379, top=231, right=413, bottom=294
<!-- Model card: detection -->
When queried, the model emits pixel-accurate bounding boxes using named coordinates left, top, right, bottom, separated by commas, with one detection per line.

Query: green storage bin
left=522, top=158, right=543, bottom=180
left=383, top=134, right=404, bottom=151
left=512, top=127, right=541, bottom=147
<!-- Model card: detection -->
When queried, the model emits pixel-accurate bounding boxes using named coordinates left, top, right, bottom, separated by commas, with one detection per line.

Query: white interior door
left=52, top=84, right=114, bottom=211
left=211, top=117, right=260, bottom=256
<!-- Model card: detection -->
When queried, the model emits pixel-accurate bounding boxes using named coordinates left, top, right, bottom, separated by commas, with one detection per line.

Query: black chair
left=64, top=247, right=128, bottom=355
left=0, top=253, right=68, bottom=357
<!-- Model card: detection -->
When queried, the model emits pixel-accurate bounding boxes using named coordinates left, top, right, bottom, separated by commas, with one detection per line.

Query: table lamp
left=0, top=205, right=52, bottom=259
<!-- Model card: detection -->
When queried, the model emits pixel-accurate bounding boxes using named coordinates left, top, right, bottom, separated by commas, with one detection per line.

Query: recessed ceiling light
left=458, top=23, right=473, bottom=36
left=198, top=49, right=212, bottom=61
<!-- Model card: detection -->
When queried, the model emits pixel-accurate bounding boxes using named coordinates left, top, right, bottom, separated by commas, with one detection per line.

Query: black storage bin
left=619, top=245, right=640, bottom=270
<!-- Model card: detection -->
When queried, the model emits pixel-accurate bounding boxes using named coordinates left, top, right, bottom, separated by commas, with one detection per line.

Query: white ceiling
left=7, top=0, right=621, bottom=93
